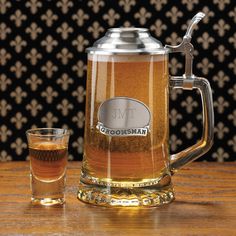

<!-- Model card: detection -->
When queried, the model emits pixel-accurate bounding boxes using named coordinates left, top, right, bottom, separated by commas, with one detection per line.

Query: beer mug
left=78, top=13, right=214, bottom=207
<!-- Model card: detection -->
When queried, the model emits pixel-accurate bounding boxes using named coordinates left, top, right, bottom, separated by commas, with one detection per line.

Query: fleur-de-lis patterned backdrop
left=0, top=0, right=235, bottom=162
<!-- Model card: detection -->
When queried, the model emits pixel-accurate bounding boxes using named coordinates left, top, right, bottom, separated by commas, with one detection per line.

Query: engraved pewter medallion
left=96, top=97, right=151, bottom=137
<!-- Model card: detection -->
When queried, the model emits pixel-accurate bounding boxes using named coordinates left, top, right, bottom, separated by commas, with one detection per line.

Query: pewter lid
left=86, top=28, right=167, bottom=55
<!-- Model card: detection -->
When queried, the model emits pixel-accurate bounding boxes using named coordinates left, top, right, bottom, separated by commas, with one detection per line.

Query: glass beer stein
left=78, top=13, right=214, bottom=207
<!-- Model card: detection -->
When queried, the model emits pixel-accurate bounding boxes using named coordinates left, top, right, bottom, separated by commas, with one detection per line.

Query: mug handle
left=169, top=76, right=214, bottom=173
left=164, top=12, right=214, bottom=173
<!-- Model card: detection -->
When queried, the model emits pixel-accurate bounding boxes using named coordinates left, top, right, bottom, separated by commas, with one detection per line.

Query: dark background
left=0, top=0, right=235, bottom=161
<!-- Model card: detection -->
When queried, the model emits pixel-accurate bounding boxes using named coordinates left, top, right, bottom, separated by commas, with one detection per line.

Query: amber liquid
left=29, top=142, right=68, bottom=182
left=83, top=55, right=169, bottom=184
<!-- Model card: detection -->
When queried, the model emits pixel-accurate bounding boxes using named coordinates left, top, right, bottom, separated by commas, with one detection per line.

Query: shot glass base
left=30, top=174, right=66, bottom=206
left=31, top=197, right=65, bottom=206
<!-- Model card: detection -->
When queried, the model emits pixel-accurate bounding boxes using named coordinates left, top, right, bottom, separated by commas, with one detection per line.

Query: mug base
left=77, top=182, right=175, bottom=207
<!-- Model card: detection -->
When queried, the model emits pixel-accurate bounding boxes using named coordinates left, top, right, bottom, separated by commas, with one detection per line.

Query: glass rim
left=26, top=128, right=70, bottom=137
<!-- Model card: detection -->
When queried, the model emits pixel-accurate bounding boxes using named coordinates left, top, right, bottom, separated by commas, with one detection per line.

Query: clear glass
left=78, top=54, right=214, bottom=207
left=78, top=54, right=174, bottom=206
left=26, top=128, right=70, bottom=206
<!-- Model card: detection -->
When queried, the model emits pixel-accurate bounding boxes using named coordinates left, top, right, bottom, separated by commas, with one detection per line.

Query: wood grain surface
left=0, top=162, right=235, bottom=236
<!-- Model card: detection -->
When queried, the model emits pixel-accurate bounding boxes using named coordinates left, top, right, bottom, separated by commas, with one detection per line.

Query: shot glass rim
left=26, top=128, right=69, bottom=137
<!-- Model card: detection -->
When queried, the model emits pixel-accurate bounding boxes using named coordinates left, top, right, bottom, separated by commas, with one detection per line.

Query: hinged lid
left=86, top=28, right=167, bottom=55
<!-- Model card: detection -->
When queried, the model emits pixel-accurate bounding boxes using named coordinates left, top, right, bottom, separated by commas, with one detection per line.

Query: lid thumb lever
left=164, top=12, right=205, bottom=79
left=185, top=12, right=205, bottom=39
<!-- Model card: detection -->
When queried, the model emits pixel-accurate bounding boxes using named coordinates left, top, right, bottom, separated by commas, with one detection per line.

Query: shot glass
left=26, top=128, right=70, bottom=206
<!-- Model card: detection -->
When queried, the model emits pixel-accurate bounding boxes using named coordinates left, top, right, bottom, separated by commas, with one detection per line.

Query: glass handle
left=169, top=76, right=214, bottom=174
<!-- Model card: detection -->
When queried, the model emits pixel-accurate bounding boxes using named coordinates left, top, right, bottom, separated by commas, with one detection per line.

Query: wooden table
left=0, top=162, right=235, bottom=235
